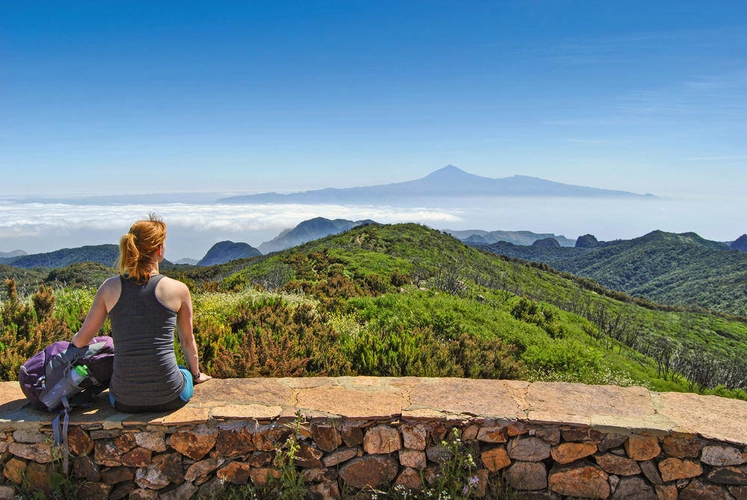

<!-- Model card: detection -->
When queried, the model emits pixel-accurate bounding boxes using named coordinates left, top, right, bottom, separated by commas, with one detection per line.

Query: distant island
left=219, top=165, right=656, bottom=204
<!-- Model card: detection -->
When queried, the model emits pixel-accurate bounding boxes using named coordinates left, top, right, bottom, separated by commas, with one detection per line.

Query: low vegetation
left=2, top=223, right=746, bottom=402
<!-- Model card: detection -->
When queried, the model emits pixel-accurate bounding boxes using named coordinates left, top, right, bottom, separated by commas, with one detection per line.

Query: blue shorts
left=109, top=367, right=193, bottom=412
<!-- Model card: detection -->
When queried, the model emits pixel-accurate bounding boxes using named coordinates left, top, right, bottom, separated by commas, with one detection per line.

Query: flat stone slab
left=1, top=379, right=745, bottom=446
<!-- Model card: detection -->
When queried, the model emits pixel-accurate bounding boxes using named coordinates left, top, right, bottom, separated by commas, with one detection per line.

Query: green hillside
left=478, top=230, right=747, bottom=316
left=0, top=244, right=119, bottom=269
left=2, top=224, right=745, bottom=400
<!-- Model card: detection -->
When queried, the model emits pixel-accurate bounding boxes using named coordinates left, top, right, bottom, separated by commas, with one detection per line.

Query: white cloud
left=0, top=201, right=463, bottom=257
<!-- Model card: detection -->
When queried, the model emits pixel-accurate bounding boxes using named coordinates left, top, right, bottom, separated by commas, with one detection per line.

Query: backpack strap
left=51, top=397, right=71, bottom=475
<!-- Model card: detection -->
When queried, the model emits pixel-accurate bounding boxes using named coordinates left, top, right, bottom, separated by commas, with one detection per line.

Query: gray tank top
left=109, top=274, right=185, bottom=406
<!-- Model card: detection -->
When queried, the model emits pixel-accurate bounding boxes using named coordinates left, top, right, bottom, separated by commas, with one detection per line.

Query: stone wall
left=1, top=377, right=746, bottom=499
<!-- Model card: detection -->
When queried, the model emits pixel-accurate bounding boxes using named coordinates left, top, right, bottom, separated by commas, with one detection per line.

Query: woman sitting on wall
left=72, top=214, right=210, bottom=412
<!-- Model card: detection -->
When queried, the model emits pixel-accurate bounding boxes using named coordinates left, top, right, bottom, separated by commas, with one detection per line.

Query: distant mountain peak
left=219, top=165, right=655, bottom=204
left=197, top=240, right=260, bottom=266
left=427, top=164, right=466, bottom=175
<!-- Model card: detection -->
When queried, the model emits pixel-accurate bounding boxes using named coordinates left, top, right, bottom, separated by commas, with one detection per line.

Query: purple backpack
left=19, top=336, right=115, bottom=412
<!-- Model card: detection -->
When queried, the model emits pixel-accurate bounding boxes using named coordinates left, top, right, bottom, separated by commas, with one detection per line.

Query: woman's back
left=108, top=275, right=184, bottom=406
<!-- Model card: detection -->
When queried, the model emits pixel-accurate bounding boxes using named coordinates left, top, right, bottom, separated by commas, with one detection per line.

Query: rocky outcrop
left=576, top=234, right=600, bottom=248
left=731, top=234, right=747, bottom=252
left=532, top=237, right=561, bottom=248
left=196, top=241, right=261, bottom=266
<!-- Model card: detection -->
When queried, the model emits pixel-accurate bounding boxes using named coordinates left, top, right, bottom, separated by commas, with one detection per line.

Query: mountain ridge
left=473, top=229, right=747, bottom=315
left=258, top=217, right=376, bottom=254
left=219, top=165, right=655, bottom=204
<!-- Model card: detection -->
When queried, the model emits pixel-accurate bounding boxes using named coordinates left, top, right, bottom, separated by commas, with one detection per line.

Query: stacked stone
left=2, top=419, right=747, bottom=499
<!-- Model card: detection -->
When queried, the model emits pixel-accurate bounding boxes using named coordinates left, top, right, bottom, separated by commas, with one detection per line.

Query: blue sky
left=3, top=0, right=746, bottom=198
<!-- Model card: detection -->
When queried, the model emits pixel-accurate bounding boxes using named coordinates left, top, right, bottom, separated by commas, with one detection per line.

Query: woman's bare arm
left=173, top=281, right=211, bottom=384
left=71, top=277, right=119, bottom=348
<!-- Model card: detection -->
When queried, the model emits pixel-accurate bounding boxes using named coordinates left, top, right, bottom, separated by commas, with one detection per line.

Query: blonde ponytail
left=117, top=214, right=167, bottom=283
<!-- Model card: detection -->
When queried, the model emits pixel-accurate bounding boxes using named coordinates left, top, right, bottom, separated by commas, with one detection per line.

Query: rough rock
left=658, top=457, right=703, bottom=482
left=312, top=422, right=342, bottom=452
left=134, top=431, right=168, bottom=453
left=121, top=447, right=152, bottom=467
left=506, top=461, right=548, bottom=491
left=73, top=455, right=100, bottom=482
left=562, top=428, right=604, bottom=443
left=249, top=467, right=281, bottom=486
left=701, top=445, right=746, bottom=466
left=340, top=420, right=366, bottom=447
left=68, top=426, right=94, bottom=456
left=401, top=424, right=428, bottom=450
left=729, top=486, right=747, bottom=500
left=301, top=467, right=337, bottom=484
left=101, top=466, right=134, bottom=485
left=247, top=451, right=274, bottom=467
left=152, top=452, right=185, bottom=485
left=707, top=465, right=747, bottom=485
left=535, top=427, right=561, bottom=445
left=551, top=442, right=597, bottom=464
left=0, top=486, right=15, bottom=500
left=477, top=425, right=507, bottom=443
left=508, top=422, right=530, bottom=437
left=135, top=464, right=171, bottom=490
left=472, top=469, right=490, bottom=498
left=169, top=430, right=217, bottom=460
left=8, top=442, right=57, bottom=463
left=394, top=467, right=423, bottom=491
left=426, top=444, right=452, bottom=464
left=184, top=457, right=222, bottom=482
left=323, top=447, right=358, bottom=467
left=197, top=477, right=226, bottom=499
left=338, top=455, right=399, bottom=489
left=128, top=488, right=159, bottom=500
left=594, top=453, right=642, bottom=476
left=296, top=441, right=325, bottom=468
left=309, top=480, right=341, bottom=500
left=639, top=460, right=663, bottom=485
left=679, top=479, right=733, bottom=500
left=399, top=449, right=427, bottom=469
left=598, top=434, right=627, bottom=453
left=252, top=424, right=290, bottom=451
left=508, top=437, right=551, bottom=461
left=462, top=424, right=480, bottom=441
left=12, top=429, right=46, bottom=444
left=3, top=457, right=26, bottom=484
left=482, top=446, right=511, bottom=472
left=94, top=439, right=124, bottom=467
left=610, top=476, right=656, bottom=500
left=215, top=427, right=254, bottom=457
left=216, top=461, right=251, bottom=485
left=654, top=484, right=678, bottom=500
left=159, top=481, right=199, bottom=500
left=660, top=434, right=702, bottom=458
left=548, top=461, right=610, bottom=499
left=75, top=481, right=111, bottom=500
left=363, top=425, right=402, bottom=454
left=625, top=434, right=661, bottom=461
left=24, top=462, right=54, bottom=497
left=114, top=432, right=137, bottom=454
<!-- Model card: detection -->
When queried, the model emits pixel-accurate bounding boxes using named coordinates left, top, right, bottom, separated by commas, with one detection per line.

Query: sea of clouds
left=1, top=196, right=743, bottom=261
left=0, top=201, right=463, bottom=260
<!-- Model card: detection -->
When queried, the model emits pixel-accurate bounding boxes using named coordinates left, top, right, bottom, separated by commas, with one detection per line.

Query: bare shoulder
left=98, top=276, right=122, bottom=311
left=155, top=276, right=191, bottom=312
left=98, top=276, right=121, bottom=296
left=159, top=276, right=190, bottom=296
